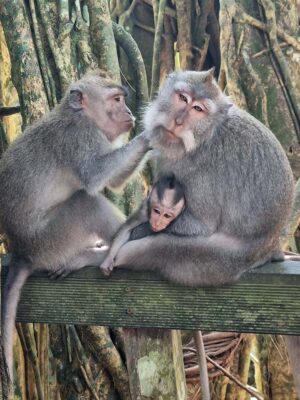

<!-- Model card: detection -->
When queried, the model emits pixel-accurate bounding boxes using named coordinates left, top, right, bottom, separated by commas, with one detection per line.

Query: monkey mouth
left=151, top=226, right=165, bottom=232
left=164, top=128, right=181, bottom=143
left=122, top=119, right=135, bottom=129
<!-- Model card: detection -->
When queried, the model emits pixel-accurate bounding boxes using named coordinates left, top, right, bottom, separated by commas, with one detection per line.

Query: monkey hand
left=100, top=256, right=115, bottom=276
left=140, top=129, right=161, bottom=150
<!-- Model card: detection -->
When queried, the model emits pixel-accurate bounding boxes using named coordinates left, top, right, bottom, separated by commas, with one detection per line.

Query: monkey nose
left=175, top=118, right=183, bottom=126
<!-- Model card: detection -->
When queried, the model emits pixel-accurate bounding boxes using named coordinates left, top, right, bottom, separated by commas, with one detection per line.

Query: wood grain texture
left=1, top=258, right=300, bottom=334
left=123, top=328, right=187, bottom=399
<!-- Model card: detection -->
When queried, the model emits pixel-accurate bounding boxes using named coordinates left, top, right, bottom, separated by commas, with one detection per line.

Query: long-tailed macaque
left=100, top=174, right=185, bottom=275
left=112, top=68, right=298, bottom=395
left=0, top=71, right=151, bottom=378
left=113, top=69, right=295, bottom=286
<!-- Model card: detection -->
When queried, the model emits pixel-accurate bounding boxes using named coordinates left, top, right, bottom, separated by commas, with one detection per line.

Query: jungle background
left=0, top=0, right=300, bottom=399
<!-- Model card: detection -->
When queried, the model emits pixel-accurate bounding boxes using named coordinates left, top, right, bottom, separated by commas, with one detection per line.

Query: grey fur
left=100, top=175, right=185, bottom=274
left=0, top=72, right=150, bottom=378
left=100, top=199, right=148, bottom=275
left=114, top=69, right=294, bottom=286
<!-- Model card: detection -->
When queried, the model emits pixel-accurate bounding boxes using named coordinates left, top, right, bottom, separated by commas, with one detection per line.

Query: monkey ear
left=69, top=89, right=84, bottom=110
left=203, top=67, right=216, bottom=83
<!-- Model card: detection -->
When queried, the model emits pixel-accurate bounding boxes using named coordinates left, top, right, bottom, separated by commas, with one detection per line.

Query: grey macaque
left=100, top=173, right=186, bottom=275
left=113, top=69, right=295, bottom=287
left=0, top=71, right=150, bottom=378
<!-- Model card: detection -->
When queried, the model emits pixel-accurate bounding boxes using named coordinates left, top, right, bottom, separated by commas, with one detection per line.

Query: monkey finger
left=100, top=266, right=112, bottom=276
left=48, top=267, right=71, bottom=280
left=100, top=261, right=114, bottom=276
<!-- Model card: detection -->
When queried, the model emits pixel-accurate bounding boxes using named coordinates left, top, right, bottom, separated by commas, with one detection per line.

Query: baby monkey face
left=149, top=189, right=185, bottom=232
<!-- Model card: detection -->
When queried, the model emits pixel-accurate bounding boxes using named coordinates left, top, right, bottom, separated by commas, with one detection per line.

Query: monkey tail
left=2, top=257, right=31, bottom=380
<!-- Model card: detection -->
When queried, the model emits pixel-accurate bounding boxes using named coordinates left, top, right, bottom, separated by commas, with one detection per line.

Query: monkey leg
left=113, top=233, right=268, bottom=286
left=100, top=255, right=115, bottom=276
left=49, top=246, right=109, bottom=279
left=29, top=190, right=124, bottom=271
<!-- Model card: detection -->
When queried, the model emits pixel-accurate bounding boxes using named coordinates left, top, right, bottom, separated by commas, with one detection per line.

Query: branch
left=206, top=355, right=264, bottom=400
left=22, top=324, right=45, bottom=400
left=28, top=0, right=55, bottom=107
left=87, top=0, right=121, bottom=83
left=241, top=49, right=269, bottom=127
left=235, top=8, right=300, bottom=52
left=0, top=106, right=20, bottom=117
left=219, top=1, right=248, bottom=108
left=77, top=326, right=131, bottom=400
left=150, top=0, right=167, bottom=99
left=35, top=0, right=75, bottom=92
left=193, top=331, right=211, bottom=400
left=72, top=1, right=98, bottom=73
left=175, top=0, right=193, bottom=69
left=112, top=22, right=149, bottom=104
left=259, top=0, right=300, bottom=139
left=68, top=326, right=101, bottom=400
left=0, top=0, right=49, bottom=124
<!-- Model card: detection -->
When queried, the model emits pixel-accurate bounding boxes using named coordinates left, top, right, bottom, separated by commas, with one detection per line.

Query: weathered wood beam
left=123, top=329, right=186, bottom=399
left=1, top=257, right=300, bottom=335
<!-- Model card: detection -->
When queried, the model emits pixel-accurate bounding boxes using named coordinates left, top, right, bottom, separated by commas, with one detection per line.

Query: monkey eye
left=164, top=213, right=172, bottom=219
left=193, top=105, right=203, bottom=112
left=179, top=93, right=188, bottom=103
left=153, top=208, right=161, bottom=215
left=114, top=96, right=121, bottom=102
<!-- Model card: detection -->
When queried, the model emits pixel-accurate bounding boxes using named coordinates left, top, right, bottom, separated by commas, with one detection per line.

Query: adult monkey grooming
left=113, top=69, right=295, bottom=286
left=0, top=71, right=150, bottom=378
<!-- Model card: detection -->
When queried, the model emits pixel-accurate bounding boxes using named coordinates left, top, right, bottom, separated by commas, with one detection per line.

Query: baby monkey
left=100, top=174, right=185, bottom=275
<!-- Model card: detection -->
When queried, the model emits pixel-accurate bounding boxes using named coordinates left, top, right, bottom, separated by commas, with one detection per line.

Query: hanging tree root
left=112, top=22, right=149, bottom=105
left=193, top=331, right=211, bottom=400
left=150, top=0, right=167, bottom=99
left=19, top=324, right=45, bottom=400
left=218, top=1, right=248, bottom=108
left=77, top=325, right=131, bottom=400
left=175, top=0, right=193, bottom=70
left=234, top=8, right=300, bottom=52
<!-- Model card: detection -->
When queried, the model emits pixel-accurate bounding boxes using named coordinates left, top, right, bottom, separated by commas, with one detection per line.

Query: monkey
left=112, top=68, right=295, bottom=288
left=0, top=71, right=151, bottom=379
left=100, top=173, right=186, bottom=275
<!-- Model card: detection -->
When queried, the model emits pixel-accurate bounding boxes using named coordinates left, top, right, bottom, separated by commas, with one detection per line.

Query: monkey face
left=162, top=89, right=212, bottom=142
left=149, top=190, right=185, bottom=232
left=86, top=86, right=135, bottom=141
left=144, top=70, right=232, bottom=156
left=69, top=77, right=135, bottom=142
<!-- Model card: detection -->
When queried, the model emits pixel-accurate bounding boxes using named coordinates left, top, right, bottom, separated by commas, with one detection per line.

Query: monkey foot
left=48, top=267, right=72, bottom=280
left=100, top=260, right=115, bottom=276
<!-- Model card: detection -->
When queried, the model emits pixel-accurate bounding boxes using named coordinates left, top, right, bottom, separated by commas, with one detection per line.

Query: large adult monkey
left=113, top=69, right=295, bottom=285
left=113, top=68, right=299, bottom=395
left=0, top=71, right=151, bottom=378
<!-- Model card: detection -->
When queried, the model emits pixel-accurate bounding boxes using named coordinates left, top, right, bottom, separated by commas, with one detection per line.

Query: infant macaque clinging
left=100, top=174, right=185, bottom=275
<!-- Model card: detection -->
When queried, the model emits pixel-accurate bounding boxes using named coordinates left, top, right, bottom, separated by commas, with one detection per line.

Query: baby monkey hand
left=100, top=256, right=115, bottom=276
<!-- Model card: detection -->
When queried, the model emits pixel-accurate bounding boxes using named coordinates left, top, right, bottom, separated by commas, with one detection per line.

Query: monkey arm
left=113, top=232, right=250, bottom=286
left=106, top=134, right=151, bottom=189
left=165, top=209, right=214, bottom=237
left=78, top=134, right=150, bottom=194
left=100, top=201, right=148, bottom=274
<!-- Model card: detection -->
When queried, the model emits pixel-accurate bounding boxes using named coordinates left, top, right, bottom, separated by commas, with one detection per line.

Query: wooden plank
left=123, top=329, right=187, bottom=399
left=1, top=258, right=300, bottom=334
